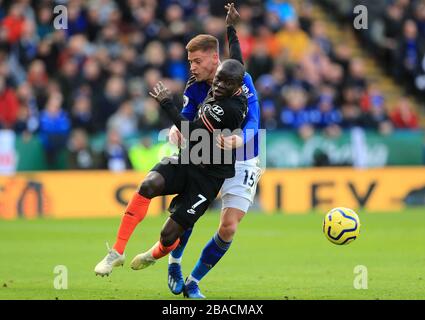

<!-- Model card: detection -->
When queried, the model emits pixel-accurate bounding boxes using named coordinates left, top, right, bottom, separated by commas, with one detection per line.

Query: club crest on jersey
left=183, top=95, right=189, bottom=107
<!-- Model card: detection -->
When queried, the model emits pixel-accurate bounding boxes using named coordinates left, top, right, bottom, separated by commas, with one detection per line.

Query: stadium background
left=0, top=0, right=424, bottom=300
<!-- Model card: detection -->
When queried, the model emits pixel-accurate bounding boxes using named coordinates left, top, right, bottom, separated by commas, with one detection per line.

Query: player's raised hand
left=225, top=3, right=240, bottom=27
left=149, top=81, right=172, bottom=103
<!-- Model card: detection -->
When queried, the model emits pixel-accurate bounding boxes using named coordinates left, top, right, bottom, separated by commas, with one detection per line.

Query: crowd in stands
left=0, top=0, right=422, bottom=170
left=320, top=0, right=425, bottom=102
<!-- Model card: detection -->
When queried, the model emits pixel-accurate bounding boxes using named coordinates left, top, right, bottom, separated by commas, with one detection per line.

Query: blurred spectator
left=374, top=3, right=405, bottom=67
left=390, top=97, right=419, bottom=129
left=343, top=58, right=367, bottom=91
left=254, top=25, right=280, bottom=58
left=298, top=0, right=314, bottom=33
left=165, top=42, right=189, bottom=82
left=415, top=2, right=425, bottom=38
left=67, top=129, right=98, bottom=170
left=142, top=41, right=167, bottom=73
left=300, top=41, right=331, bottom=88
left=13, top=104, right=31, bottom=138
left=233, top=23, right=255, bottom=61
left=15, top=20, right=39, bottom=69
left=66, top=2, right=88, bottom=37
left=133, top=4, right=163, bottom=43
left=310, top=85, right=342, bottom=134
left=256, top=74, right=280, bottom=130
left=107, top=100, right=139, bottom=139
left=96, top=76, right=127, bottom=130
left=280, top=87, right=314, bottom=139
left=99, top=128, right=132, bottom=172
left=36, top=5, right=54, bottom=40
left=2, top=3, right=26, bottom=44
left=361, top=93, right=393, bottom=135
left=139, top=96, right=163, bottom=130
left=163, top=3, right=188, bottom=41
left=27, top=59, right=49, bottom=106
left=330, top=43, right=352, bottom=75
left=129, top=135, right=164, bottom=172
left=39, top=92, right=71, bottom=169
left=0, top=76, right=19, bottom=128
left=339, top=103, right=362, bottom=129
left=15, top=81, right=39, bottom=134
left=71, top=94, right=97, bottom=134
left=310, top=20, right=332, bottom=56
left=340, top=85, right=363, bottom=112
left=394, top=20, right=424, bottom=92
left=81, top=58, right=104, bottom=105
left=276, top=18, right=310, bottom=64
left=36, top=39, right=60, bottom=76
left=266, top=0, right=297, bottom=25
left=247, top=40, right=275, bottom=82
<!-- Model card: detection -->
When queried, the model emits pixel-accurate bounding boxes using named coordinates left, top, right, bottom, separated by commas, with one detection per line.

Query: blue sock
left=190, top=232, right=232, bottom=283
left=170, top=228, right=193, bottom=260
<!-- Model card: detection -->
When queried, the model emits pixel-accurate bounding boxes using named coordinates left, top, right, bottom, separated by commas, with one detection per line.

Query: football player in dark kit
left=94, top=58, right=247, bottom=286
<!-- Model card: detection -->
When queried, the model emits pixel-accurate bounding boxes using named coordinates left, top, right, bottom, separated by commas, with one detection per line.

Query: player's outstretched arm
left=149, top=81, right=189, bottom=134
left=225, top=3, right=243, bottom=65
left=149, top=81, right=212, bottom=136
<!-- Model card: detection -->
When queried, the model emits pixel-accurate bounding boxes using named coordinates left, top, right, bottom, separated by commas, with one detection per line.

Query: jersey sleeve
left=160, top=98, right=219, bottom=138
left=241, top=73, right=260, bottom=144
left=227, top=25, right=244, bottom=65
left=242, top=99, right=260, bottom=144
left=180, top=76, right=199, bottom=121
left=181, top=95, right=197, bottom=121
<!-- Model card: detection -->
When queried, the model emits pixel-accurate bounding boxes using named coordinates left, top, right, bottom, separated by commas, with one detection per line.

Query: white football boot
left=130, top=247, right=156, bottom=270
left=94, top=243, right=125, bottom=276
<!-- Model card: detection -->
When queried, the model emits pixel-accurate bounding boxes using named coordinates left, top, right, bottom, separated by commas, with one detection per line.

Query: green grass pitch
left=1, top=209, right=424, bottom=300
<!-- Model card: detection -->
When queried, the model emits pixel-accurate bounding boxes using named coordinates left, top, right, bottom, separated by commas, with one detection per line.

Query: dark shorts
left=151, top=156, right=224, bottom=230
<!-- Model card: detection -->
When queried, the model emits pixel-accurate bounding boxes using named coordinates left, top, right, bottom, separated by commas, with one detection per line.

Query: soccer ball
left=323, top=207, right=360, bottom=245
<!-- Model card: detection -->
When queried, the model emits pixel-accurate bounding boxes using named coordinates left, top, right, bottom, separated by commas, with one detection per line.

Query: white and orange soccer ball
left=323, top=207, right=361, bottom=245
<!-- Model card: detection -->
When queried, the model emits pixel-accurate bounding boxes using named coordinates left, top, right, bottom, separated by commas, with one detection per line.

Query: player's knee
left=160, top=229, right=179, bottom=247
left=219, top=221, right=238, bottom=240
left=138, top=176, right=163, bottom=199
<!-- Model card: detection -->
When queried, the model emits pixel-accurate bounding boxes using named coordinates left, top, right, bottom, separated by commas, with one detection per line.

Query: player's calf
left=218, top=207, right=245, bottom=241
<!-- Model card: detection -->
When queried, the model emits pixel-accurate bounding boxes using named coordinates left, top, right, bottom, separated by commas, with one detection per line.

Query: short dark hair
left=220, top=59, right=245, bottom=85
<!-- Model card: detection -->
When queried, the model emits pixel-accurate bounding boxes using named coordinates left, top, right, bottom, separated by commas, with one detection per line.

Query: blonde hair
left=186, top=34, right=219, bottom=53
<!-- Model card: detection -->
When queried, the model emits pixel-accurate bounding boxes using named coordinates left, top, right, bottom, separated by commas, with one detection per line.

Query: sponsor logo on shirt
left=242, top=84, right=254, bottom=99
left=212, top=105, right=224, bottom=116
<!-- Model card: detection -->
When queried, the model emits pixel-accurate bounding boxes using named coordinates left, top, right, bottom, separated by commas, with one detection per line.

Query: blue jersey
left=181, top=72, right=260, bottom=161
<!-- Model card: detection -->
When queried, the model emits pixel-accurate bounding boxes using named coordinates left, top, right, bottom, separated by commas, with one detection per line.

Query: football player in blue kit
left=167, top=3, right=262, bottom=298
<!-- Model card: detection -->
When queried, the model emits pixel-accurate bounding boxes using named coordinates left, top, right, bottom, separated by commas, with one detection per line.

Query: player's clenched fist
left=149, top=81, right=172, bottom=103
